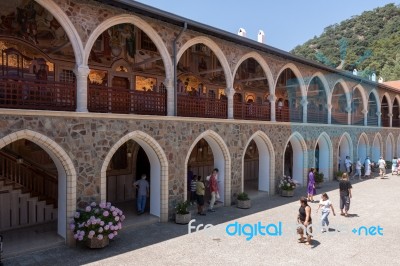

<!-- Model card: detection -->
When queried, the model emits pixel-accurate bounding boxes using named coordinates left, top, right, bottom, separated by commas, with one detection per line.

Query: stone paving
left=3, top=173, right=400, bottom=266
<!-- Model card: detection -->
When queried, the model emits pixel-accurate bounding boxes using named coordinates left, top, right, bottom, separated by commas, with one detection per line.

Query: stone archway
left=315, top=132, right=333, bottom=181
left=283, top=132, right=308, bottom=186
left=241, top=131, right=275, bottom=195
left=357, top=133, right=369, bottom=163
left=185, top=130, right=231, bottom=206
left=101, top=131, right=168, bottom=222
left=372, top=134, right=382, bottom=162
left=0, top=130, right=76, bottom=244
left=338, top=133, right=353, bottom=172
left=386, top=133, right=395, bottom=161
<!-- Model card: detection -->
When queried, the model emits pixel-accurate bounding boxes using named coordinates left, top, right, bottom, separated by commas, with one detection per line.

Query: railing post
left=301, top=97, right=308, bottom=123
left=388, top=113, right=393, bottom=128
left=73, top=65, right=90, bottom=112
left=346, top=106, right=352, bottom=125
left=268, top=95, right=276, bottom=122
left=362, top=109, right=368, bottom=126
left=226, top=88, right=234, bottom=119
left=376, top=111, right=382, bottom=127
left=327, top=104, right=332, bottom=124
left=165, top=78, right=174, bottom=116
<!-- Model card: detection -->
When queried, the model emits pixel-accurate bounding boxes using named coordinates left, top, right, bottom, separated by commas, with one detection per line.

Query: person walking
left=134, top=174, right=150, bottom=215
left=364, top=156, right=372, bottom=179
left=297, top=197, right=312, bottom=245
left=190, top=175, right=197, bottom=205
left=196, top=176, right=206, bottom=215
left=208, top=168, right=219, bottom=212
left=316, top=193, right=336, bottom=232
left=345, top=156, right=352, bottom=175
left=377, top=156, right=386, bottom=179
left=352, top=158, right=362, bottom=180
left=307, top=168, right=316, bottom=202
left=392, top=156, right=398, bottom=175
left=339, top=173, right=352, bottom=217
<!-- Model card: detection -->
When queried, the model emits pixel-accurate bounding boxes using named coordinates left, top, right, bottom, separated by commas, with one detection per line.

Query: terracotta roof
left=383, top=81, right=400, bottom=90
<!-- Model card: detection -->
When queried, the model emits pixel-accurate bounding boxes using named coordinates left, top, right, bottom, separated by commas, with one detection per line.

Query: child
left=316, top=193, right=336, bottom=232
left=190, top=175, right=197, bottom=205
left=196, top=176, right=206, bottom=215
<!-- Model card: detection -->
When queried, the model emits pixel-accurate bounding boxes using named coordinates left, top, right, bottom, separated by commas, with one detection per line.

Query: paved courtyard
left=2, top=172, right=400, bottom=266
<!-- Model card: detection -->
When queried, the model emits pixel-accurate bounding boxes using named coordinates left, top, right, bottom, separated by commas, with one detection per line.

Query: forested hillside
left=291, top=3, right=400, bottom=81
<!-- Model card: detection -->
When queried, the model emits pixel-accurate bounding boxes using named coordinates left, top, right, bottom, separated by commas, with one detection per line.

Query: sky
left=135, top=0, right=400, bottom=52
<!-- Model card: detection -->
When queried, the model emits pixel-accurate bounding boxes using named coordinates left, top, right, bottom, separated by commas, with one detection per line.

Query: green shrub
left=175, top=200, right=190, bottom=215
left=237, top=192, right=250, bottom=201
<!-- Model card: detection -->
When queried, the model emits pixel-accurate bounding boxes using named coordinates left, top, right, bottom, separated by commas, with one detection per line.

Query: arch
left=36, top=0, right=84, bottom=65
left=369, top=89, right=382, bottom=113
left=332, top=79, right=351, bottom=107
left=232, top=52, right=274, bottom=94
left=315, top=132, right=333, bottom=181
left=275, top=63, right=306, bottom=98
left=283, top=132, right=308, bottom=185
left=357, top=133, right=369, bottom=163
left=84, top=14, right=173, bottom=81
left=381, top=92, right=393, bottom=114
left=100, top=131, right=169, bottom=222
left=353, top=85, right=368, bottom=112
left=386, top=133, right=395, bottom=161
left=241, top=131, right=275, bottom=195
left=0, top=130, right=76, bottom=244
left=177, top=36, right=233, bottom=88
left=338, top=132, right=353, bottom=172
left=306, top=72, right=331, bottom=105
left=184, top=130, right=231, bottom=205
left=372, top=133, right=383, bottom=162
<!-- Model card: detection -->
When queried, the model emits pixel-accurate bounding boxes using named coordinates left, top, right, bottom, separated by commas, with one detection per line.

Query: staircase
left=0, top=151, right=58, bottom=231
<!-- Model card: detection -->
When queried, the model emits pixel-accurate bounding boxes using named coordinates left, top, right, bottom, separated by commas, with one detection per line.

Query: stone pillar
left=301, top=97, right=308, bottom=123
left=362, top=109, right=368, bottom=126
left=226, top=88, right=235, bottom=119
left=164, top=78, right=174, bottom=116
left=346, top=106, right=352, bottom=125
left=268, top=95, right=276, bottom=122
left=389, top=113, right=393, bottom=128
left=74, top=65, right=90, bottom=112
left=376, top=111, right=382, bottom=127
left=326, top=104, right=332, bottom=124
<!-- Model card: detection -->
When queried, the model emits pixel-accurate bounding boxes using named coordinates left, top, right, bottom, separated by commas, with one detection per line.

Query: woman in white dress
left=364, top=156, right=371, bottom=178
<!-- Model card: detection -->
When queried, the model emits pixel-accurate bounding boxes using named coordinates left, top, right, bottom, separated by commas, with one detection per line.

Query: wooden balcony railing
left=276, top=107, right=302, bottom=123
left=88, top=85, right=167, bottom=115
left=177, top=94, right=227, bottom=119
left=331, top=112, right=348, bottom=125
left=367, top=116, right=378, bottom=126
left=234, top=102, right=270, bottom=121
left=307, top=109, right=328, bottom=124
left=393, top=118, right=400, bottom=128
left=382, top=117, right=390, bottom=127
left=0, top=77, right=76, bottom=111
left=352, top=114, right=364, bottom=126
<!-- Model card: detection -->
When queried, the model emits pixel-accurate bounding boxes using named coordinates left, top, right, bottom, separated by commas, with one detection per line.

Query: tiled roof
left=383, top=81, right=400, bottom=90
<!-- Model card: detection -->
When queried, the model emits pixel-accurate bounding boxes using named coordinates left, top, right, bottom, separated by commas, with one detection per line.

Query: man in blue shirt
left=134, top=174, right=149, bottom=214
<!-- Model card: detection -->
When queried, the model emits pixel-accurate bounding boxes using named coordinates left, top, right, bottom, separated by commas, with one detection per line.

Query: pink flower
left=114, top=231, right=118, bottom=236
left=121, top=215, right=126, bottom=221
left=108, top=233, right=115, bottom=240
left=103, top=211, right=109, bottom=217
left=90, top=202, right=97, bottom=207
left=74, top=212, right=80, bottom=218
left=97, top=234, right=103, bottom=240
left=104, top=225, right=110, bottom=230
left=70, top=224, right=75, bottom=230
left=115, top=216, right=120, bottom=222
left=112, top=211, right=118, bottom=217
left=85, top=206, right=91, bottom=212
left=74, top=234, right=78, bottom=239
left=99, top=202, right=106, bottom=209
left=88, top=234, right=93, bottom=239
left=98, top=227, right=103, bottom=233
left=78, top=236, right=83, bottom=241
left=106, top=202, right=112, bottom=208
left=110, top=206, right=116, bottom=212
left=100, top=221, right=105, bottom=226
left=89, top=230, right=95, bottom=236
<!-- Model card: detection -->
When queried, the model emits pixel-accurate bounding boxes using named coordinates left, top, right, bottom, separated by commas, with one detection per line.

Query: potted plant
left=314, top=172, right=324, bottom=188
left=70, top=202, right=125, bottom=248
left=279, top=175, right=297, bottom=197
left=334, top=171, right=344, bottom=181
left=237, top=192, right=251, bottom=209
left=175, top=200, right=191, bottom=224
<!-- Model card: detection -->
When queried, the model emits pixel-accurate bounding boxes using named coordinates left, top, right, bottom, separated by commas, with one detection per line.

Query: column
left=362, top=109, right=368, bottom=126
left=268, top=95, right=276, bottom=122
left=346, top=106, right=352, bottom=125
left=301, top=97, right=308, bottom=123
left=389, top=113, right=393, bottom=128
left=376, top=111, right=382, bottom=127
left=326, top=104, right=332, bottom=124
left=226, top=88, right=235, bottom=119
left=74, top=65, right=90, bottom=112
left=164, top=78, right=174, bottom=116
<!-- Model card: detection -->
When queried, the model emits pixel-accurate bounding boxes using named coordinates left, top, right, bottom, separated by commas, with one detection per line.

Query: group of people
left=188, top=167, right=220, bottom=215
left=300, top=170, right=352, bottom=246
left=340, top=155, right=391, bottom=180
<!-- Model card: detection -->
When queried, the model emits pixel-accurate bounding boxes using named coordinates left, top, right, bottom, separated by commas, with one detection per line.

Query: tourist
left=352, top=158, right=362, bottom=180
left=190, top=174, right=197, bottom=205
left=208, top=168, right=219, bottom=212
left=339, top=173, right=352, bottom=217
left=345, top=156, right=352, bottom=175
left=297, top=196, right=312, bottom=245
left=397, top=157, right=400, bottom=176
left=196, top=176, right=206, bottom=215
left=187, top=166, right=193, bottom=199
left=377, top=156, right=386, bottom=179
left=316, top=193, right=336, bottom=232
left=134, top=174, right=150, bottom=215
left=364, top=156, right=372, bottom=179
left=392, top=156, right=398, bottom=175
left=307, top=168, right=316, bottom=202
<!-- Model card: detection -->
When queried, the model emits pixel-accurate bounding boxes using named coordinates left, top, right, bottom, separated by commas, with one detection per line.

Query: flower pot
left=86, top=236, right=109, bottom=249
left=280, top=190, right=294, bottom=197
left=237, top=199, right=251, bottom=209
left=175, top=213, right=191, bottom=224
